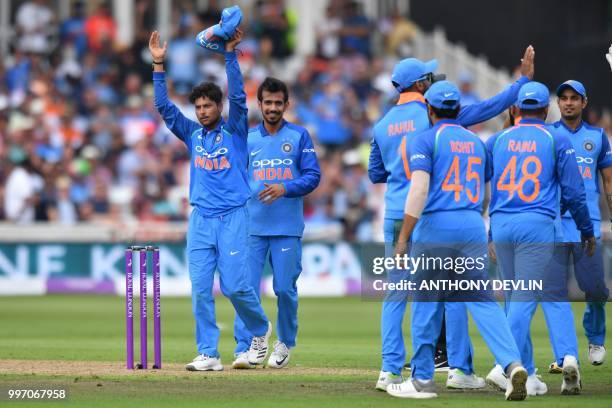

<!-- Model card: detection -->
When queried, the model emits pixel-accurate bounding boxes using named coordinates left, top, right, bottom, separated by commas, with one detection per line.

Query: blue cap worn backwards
left=424, top=80, right=460, bottom=110
left=196, top=5, right=243, bottom=53
left=556, top=80, right=587, bottom=99
left=516, top=81, right=550, bottom=110
left=391, top=58, right=439, bottom=91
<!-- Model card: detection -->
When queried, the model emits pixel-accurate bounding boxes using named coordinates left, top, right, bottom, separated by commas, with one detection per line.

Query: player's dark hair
left=430, top=104, right=460, bottom=119
left=257, top=77, right=289, bottom=102
left=189, top=82, right=222, bottom=104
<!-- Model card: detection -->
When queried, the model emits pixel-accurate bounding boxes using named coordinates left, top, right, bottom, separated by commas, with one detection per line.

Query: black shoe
left=434, top=350, right=449, bottom=372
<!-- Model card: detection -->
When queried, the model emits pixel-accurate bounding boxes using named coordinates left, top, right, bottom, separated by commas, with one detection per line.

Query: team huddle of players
left=151, top=5, right=609, bottom=401
left=370, top=46, right=610, bottom=400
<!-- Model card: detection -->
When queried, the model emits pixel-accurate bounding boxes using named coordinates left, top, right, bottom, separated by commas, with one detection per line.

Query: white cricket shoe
left=588, top=344, right=606, bottom=365
left=248, top=321, right=272, bottom=365
left=486, top=364, right=507, bottom=391
left=446, top=368, right=486, bottom=389
left=185, top=354, right=223, bottom=371
left=561, top=355, right=581, bottom=395
left=375, top=370, right=403, bottom=391
left=505, top=366, right=528, bottom=401
left=526, top=370, right=547, bottom=396
left=232, top=352, right=256, bottom=369
left=267, top=341, right=290, bottom=369
left=387, top=379, right=437, bottom=399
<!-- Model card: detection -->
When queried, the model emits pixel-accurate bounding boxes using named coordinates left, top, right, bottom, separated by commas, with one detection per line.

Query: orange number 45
left=496, top=155, right=542, bottom=202
left=442, top=156, right=481, bottom=203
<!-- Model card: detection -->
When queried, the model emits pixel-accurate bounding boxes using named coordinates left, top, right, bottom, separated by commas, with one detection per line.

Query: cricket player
left=386, top=81, right=528, bottom=401
left=150, top=29, right=272, bottom=371
left=485, top=82, right=595, bottom=395
left=547, top=80, right=611, bottom=370
left=233, top=77, right=321, bottom=369
left=370, top=46, right=535, bottom=390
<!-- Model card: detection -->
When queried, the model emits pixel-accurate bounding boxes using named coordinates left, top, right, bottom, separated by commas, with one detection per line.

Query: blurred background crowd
left=1, top=0, right=611, bottom=242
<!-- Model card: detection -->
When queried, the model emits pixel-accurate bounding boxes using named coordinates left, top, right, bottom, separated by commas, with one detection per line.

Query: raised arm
left=457, top=46, right=534, bottom=127
left=149, top=31, right=199, bottom=147
left=224, top=28, right=248, bottom=137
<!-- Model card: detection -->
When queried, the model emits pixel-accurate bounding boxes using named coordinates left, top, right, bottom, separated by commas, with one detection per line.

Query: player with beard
left=233, top=77, right=321, bottom=369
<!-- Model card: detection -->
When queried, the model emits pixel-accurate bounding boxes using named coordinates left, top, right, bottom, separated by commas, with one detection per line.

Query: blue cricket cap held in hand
left=516, top=81, right=550, bottom=110
left=196, top=5, right=243, bottom=53
left=556, top=79, right=587, bottom=98
left=391, top=58, right=439, bottom=91
left=424, top=80, right=461, bottom=110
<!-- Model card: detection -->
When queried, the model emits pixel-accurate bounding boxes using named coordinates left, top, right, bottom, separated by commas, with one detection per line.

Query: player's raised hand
left=225, top=28, right=244, bottom=52
left=519, top=45, right=535, bottom=80
left=582, top=235, right=596, bottom=257
left=606, top=43, right=612, bottom=71
left=259, top=183, right=285, bottom=204
left=149, top=31, right=167, bottom=62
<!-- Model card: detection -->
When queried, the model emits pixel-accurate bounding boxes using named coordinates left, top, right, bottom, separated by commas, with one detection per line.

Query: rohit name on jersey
left=252, top=158, right=294, bottom=181
left=194, top=146, right=231, bottom=171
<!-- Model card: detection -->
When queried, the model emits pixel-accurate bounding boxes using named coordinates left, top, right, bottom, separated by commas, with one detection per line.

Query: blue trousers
left=492, top=212, right=579, bottom=374
left=410, top=211, right=520, bottom=380
left=561, top=240, right=608, bottom=347
left=380, top=218, right=411, bottom=374
left=235, top=235, right=302, bottom=353
left=380, top=217, right=471, bottom=375
left=187, top=206, right=269, bottom=358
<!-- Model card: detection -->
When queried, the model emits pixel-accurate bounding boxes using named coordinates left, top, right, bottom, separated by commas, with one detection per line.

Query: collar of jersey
left=556, top=119, right=584, bottom=134
left=433, top=118, right=459, bottom=128
left=259, top=119, right=287, bottom=136
left=396, top=92, right=425, bottom=105
left=202, top=118, right=226, bottom=134
left=517, top=117, right=545, bottom=126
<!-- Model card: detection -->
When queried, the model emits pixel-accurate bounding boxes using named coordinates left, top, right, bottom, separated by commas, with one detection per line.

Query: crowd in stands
left=1, top=0, right=610, bottom=242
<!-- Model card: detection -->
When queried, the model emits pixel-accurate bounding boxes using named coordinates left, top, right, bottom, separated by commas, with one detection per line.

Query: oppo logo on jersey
left=576, top=156, right=594, bottom=180
left=194, top=147, right=231, bottom=171
left=576, top=156, right=594, bottom=164
left=252, top=158, right=293, bottom=168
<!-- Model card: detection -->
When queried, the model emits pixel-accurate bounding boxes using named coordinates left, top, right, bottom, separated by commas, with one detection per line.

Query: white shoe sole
left=446, top=381, right=485, bottom=389
left=505, top=368, right=527, bottom=401
left=185, top=363, right=223, bottom=371
left=561, top=365, right=581, bottom=395
left=375, top=382, right=389, bottom=391
left=486, top=376, right=507, bottom=392
left=232, top=361, right=256, bottom=369
left=387, top=389, right=437, bottom=399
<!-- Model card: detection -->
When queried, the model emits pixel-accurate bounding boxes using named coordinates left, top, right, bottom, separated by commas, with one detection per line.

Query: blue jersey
left=486, top=118, right=593, bottom=237
left=552, top=121, right=612, bottom=241
left=368, top=76, right=529, bottom=220
left=247, top=121, right=321, bottom=237
left=409, top=119, right=491, bottom=214
left=154, top=52, right=249, bottom=217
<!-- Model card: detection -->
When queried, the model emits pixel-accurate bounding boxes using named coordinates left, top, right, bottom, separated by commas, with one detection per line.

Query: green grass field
left=0, top=296, right=610, bottom=407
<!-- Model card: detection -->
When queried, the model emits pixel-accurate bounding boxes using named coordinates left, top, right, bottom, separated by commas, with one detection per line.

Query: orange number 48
left=496, top=155, right=542, bottom=202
